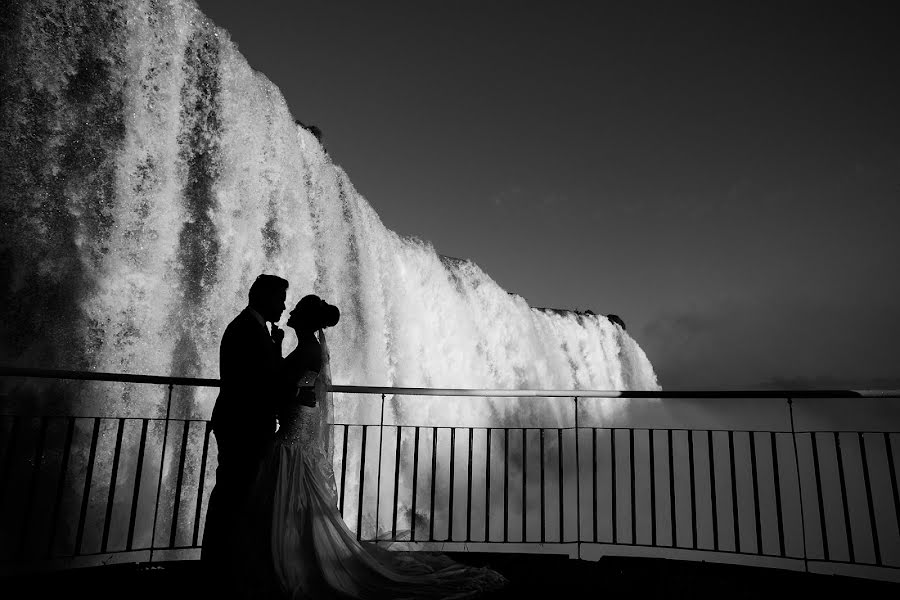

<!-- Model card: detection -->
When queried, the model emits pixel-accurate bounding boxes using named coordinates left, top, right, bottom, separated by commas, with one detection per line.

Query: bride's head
left=286, top=295, right=340, bottom=333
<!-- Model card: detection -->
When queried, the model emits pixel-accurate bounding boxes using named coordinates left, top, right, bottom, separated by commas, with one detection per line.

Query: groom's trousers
left=201, top=433, right=266, bottom=595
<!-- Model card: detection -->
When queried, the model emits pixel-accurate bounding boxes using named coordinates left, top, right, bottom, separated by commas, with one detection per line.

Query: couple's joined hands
left=297, top=370, right=318, bottom=407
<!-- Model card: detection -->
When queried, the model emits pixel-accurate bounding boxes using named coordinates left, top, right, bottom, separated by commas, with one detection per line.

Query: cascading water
left=1, top=0, right=658, bottom=554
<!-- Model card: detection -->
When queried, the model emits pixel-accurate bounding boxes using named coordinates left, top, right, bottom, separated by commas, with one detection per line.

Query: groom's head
left=249, top=274, right=289, bottom=323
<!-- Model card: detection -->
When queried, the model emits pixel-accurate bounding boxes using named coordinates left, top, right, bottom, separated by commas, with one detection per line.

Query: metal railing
left=1, top=366, right=898, bottom=581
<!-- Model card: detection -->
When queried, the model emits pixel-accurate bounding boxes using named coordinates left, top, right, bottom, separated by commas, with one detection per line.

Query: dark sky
left=196, top=0, right=900, bottom=390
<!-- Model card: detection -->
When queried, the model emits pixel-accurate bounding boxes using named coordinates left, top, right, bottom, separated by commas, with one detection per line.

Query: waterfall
left=1, top=0, right=658, bottom=550
left=1, top=0, right=658, bottom=408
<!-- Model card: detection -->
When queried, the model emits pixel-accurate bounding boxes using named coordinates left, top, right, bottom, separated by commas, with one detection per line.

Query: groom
left=202, top=274, right=289, bottom=588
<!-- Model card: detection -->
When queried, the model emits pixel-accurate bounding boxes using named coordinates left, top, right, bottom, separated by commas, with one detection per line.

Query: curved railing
left=1, top=366, right=898, bottom=581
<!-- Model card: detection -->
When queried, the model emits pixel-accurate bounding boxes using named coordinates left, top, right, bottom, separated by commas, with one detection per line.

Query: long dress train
left=247, top=331, right=507, bottom=599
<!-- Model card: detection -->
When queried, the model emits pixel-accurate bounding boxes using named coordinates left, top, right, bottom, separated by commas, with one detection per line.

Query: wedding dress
left=246, top=331, right=507, bottom=599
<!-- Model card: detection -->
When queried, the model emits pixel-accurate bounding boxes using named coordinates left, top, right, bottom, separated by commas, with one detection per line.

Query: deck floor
left=2, top=553, right=898, bottom=599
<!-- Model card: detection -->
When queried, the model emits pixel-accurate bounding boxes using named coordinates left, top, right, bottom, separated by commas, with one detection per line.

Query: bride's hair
left=298, top=294, right=340, bottom=329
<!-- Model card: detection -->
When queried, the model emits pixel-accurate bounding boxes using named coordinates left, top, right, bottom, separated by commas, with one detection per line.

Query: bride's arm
left=297, top=369, right=318, bottom=387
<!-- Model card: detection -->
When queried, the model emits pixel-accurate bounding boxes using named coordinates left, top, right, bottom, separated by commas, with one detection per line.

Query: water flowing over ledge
left=1, top=0, right=658, bottom=427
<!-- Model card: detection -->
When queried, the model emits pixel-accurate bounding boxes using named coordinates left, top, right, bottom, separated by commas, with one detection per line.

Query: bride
left=243, top=294, right=507, bottom=599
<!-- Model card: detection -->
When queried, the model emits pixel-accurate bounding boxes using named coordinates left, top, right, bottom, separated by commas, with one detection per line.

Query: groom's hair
left=248, top=274, right=289, bottom=305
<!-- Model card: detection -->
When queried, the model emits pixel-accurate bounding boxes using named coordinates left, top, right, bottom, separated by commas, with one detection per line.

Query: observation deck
left=2, top=366, right=899, bottom=596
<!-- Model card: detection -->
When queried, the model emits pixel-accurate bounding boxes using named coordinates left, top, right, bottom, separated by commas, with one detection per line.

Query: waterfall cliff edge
left=1, top=0, right=659, bottom=425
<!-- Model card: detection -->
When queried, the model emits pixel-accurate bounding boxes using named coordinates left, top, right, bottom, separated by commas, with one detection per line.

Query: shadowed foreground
left=3, top=553, right=898, bottom=599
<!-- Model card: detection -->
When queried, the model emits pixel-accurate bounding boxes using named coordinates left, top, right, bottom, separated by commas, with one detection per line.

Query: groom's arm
left=219, top=319, right=277, bottom=395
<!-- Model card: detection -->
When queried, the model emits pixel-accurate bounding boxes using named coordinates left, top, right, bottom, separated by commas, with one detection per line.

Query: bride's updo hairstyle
left=297, top=294, right=340, bottom=330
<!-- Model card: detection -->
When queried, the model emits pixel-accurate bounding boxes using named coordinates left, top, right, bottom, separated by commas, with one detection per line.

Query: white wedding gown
left=245, top=332, right=507, bottom=599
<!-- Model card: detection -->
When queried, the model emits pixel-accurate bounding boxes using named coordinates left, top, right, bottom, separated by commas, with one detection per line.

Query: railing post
left=410, top=426, right=420, bottom=541
left=149, top=383, right=174, bottom=563
left=74, top=418, right=101, bottom=556
left=574, top=397, right=581, bottom=560
left=787, top=397, right=809, bottom=573
left=193, top=421, right=212, bottom=548
left=100, top=418, right=125, bottom=554
left=21, top=417, right=49, bottom=558
left=391, top=425, right=403, bottom=541
left=47, top=416, right=76, bottom=557
left=357, top=426, right=368, bottom=541
left=375, top=393, right=386, bottom=539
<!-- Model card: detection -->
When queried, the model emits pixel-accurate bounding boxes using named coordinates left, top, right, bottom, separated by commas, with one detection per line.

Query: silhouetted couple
left=202, top=274, right=505, bottom=599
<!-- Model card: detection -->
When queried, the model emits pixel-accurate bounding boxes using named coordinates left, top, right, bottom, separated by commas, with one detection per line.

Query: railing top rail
left=2, top=365, right=899, bottom=398
left=331, top=385, right=900, bottom=398
left=0, top=366, right=220, bottom=387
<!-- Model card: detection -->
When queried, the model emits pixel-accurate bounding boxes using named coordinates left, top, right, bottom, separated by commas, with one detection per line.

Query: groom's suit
left=202, top=306, right=283, bottom=580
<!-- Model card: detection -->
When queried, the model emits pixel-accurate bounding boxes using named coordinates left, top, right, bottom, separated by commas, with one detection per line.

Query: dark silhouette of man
left=202, top=274, right=288, bottom=592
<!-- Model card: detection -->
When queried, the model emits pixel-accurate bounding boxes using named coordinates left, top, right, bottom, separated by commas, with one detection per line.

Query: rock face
left=606, top=314, right=627, bottom=330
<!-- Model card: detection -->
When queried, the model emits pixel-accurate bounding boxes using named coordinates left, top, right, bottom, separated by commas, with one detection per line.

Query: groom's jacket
left=211, top=307, right=283, bottom=464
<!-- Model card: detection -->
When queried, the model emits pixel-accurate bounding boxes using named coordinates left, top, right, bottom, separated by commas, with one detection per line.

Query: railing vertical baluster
left=592, top=427, right=598, bottom=543
left=557, top=428, right=564, bottom=543
left=1, top=415, right=21, bottom=554
left=485, top=428, right=492, bottom=542
left=611, top=429, right=617, bottom=544
left=20, top=417, right=48, bottom=558
left=668, top=429, right=676, bottom=547
left=834, top=432, right=855, bottom=563
left=127, top=419, right=149, bottom=551
left=810, top=432, right=828, bottom=560
left=149, top=384, right=174, bottom=561
left=357, top=425, right=368, bottom=541
left=857, top=433, right=881, bottom=565
left=609, top=427, right=619, bottom=544
left=574, top=398, right=581, bottom=557
left=539, top=428, right=545, bottom=543
left=410, top=426, right=420, bottom=541
left=0, top=416, right=20, bottom=504
left=771, top=432, right=786, bottom=557
left=522, top=428, right=527, bottom=542
left=688, top=429, right=697, bottom=549
left=885, top=433, right=900, bottom=540
left=630, top=428, right=636, bottom=544
left=649, top=428, right=656, bottom=547
left=503, top=428, right=509, bottom=543
left=47, top=416, right=76, bottom=557
left=169, top=419, right=191, bottom=548
left=75, top=418, right=102, bottom=555
left=787, top=398, right=809, bottom=572
left=728, top=430, right=740, bottom=552
left=449, top=428, right=456, bottom=541
left=100, top=418, right=125, bottom=553
left=375, top=394, right=386, bottom=539
left=339, top=424, right=350, bottom=516
left=193, top=421, right=212, bottom=547
left=429, top=427, right=438, bottom=542
left=749, top=431, right=762, bottom=554
left=466, top=427, right=474, bottom=542
left=391, top=426, right=403, bottom=540
left=708, top=430, right=718, bottom=551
